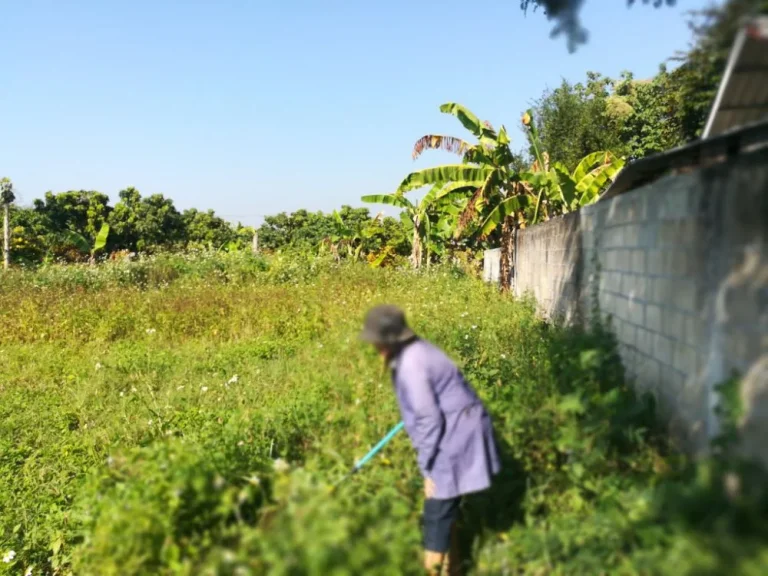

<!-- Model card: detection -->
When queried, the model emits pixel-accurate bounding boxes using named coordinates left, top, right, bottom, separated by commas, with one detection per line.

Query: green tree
left=108, top=187, right=184, bottom=252
left=531, top=0, right=768, bottom=154
left=32, top=190, right=111, bottom=242
left=533, top=73, right=631, bottom=170
left=612, top=67, right=685, bottom=158
left=181, top=208, right=239, bottom=250
left=360, top=216, right=411, bottom=266
left=256, top=206, right=396, bottom=256
left=257, top=210, right=337, bottom=251
left=8, top=206, right=51, bottom=265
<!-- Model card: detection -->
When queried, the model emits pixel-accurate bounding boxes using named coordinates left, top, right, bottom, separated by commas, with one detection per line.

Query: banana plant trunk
left=3, top=203, right=9, bottom=271
left=410, top=216, right=422, bottom=269
left=499, top=214, right=516, bottom=293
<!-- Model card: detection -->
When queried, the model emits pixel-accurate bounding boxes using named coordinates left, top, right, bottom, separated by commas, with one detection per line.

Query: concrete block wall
left=507, top=146, right=768, bottom=461
left=483, top=248, right=501, bottom=284
left=514, top=212, right=583, bottom=323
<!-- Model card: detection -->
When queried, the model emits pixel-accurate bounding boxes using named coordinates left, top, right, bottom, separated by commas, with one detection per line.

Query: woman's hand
left=424, top=477, right=436, bottom=499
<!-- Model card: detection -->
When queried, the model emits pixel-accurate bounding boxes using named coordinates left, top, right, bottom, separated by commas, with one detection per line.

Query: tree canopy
left=528, top=0, right=768, bottom=169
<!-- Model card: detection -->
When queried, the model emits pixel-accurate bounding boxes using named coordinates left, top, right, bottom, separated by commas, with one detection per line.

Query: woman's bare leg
left=424, top=549, right=445, bottom=575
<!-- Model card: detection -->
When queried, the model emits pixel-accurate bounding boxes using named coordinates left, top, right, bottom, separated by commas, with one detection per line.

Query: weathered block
left=636, top=327, right=654, bottom=356
left=614, top=295, right=630, bottom=321
left=653, top=277, right=674, bottom=305
left=617, top=249, right=632, bottom=272
left=623, top=225, right=641, bottom=248
left=621, top=274, right=640, bottom=299
left=673, top=279, right=696, bottom=312
left=635, top=353, right=662, bottom=387
left=662, top=309, right=685, bottom=342
left=673, top=343, right=699, bottom=375
left=646, top=304, right=663, bottom=334
left=631, top=250, right=646, bottom=274
left=648, top=250, right=664, bottom=276
left=658, top=182, right=690, bottom=220
left=628, top=299, right=645, bottom=326
left=653, top=333, right=674, bottom=366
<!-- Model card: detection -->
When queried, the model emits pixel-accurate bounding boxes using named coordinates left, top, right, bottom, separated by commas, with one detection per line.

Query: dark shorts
left=422, top=497, right=461, bottom=553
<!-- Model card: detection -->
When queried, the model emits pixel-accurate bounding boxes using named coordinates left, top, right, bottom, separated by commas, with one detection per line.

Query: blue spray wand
left=331, top=421, right=404, bottom=492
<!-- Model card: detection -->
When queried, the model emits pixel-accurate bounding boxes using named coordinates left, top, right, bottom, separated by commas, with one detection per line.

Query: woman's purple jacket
left=390, top=338, right=501, bottom=500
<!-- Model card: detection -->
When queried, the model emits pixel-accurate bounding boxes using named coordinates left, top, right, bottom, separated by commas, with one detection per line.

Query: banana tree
left=319, top=210, right=367, bottom=262
left=362, top=182, right=472, bottom=269
left=520, top=109, right=625, bottom=223
left=57, top=223, right=110, bottom=264
left=552, top=151, right=625, bottom=210
left=395, top=103, right=530, bottom=289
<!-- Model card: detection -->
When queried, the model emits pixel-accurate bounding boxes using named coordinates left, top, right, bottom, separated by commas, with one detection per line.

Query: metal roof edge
left=703, top=14, right=768, bottom=139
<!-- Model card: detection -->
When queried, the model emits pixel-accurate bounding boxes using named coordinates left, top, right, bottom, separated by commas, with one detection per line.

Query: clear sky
left=1, top=0, right=718, bottom=228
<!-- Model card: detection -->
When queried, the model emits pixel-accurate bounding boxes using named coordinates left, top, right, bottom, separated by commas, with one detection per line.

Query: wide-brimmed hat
left=359, top=304, right=416, bottom=346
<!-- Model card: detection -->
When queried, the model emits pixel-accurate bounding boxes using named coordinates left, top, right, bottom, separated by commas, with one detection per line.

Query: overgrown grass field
left=1, top=252, right=766, bottom=575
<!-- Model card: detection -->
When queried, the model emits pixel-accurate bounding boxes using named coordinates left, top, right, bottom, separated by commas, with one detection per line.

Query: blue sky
left=2, top=0, right=717, bottom=227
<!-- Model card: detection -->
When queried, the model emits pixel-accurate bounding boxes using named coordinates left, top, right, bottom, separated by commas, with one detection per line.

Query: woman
left=360, top=304, right=501, bottom=575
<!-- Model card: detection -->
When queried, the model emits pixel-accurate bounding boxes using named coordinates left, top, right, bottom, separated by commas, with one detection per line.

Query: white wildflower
left=2, top=550, right=15, bottom=563
left=200, top=386, right=208, bottom=393
left=25, top=566, right=33, bottom=576
left=247, top=474, right=260, bottom=486
left=273, top=458, right=290, bottom=473
left=355, top=398, right=361, bottom=406
left=177, top=385, right=185, bottom=390
left=237, top=440, right=245, bottom=446
left=227, top=374, right=239, bottom=385
left=95, top=362, right=103, bottom=370
left=464, top=334, right=469, bottom=340
left=471, top=325, right=477, bottom=330
left=147, top=419, right=153, bottom=426
left=106, top=456, right=114, bottom=466
left=500, top=354, right=507, bottom=359
left=213, top=475, right=226, bottom=489
left=222, top=550, right=236, bottom=563
left=146, top=328, right=156, bottom=335
left=119, top=391, right=124, bottom=397
left=131, top=386, right=137, bottom=393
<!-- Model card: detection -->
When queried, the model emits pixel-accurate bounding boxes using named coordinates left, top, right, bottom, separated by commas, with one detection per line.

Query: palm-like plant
left=392, top=103, right=531, bottom=287
left=319, top=210, right=369, bottom=262
left=520, top=109, right=625, bottom=223
left=362, top=183, right=467, bottom=268
left=57, top=223, right=111, bottom=265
